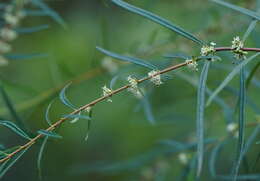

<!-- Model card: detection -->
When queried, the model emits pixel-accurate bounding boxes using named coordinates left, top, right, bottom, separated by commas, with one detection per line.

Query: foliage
left=0, top=0, right=260, bottom=181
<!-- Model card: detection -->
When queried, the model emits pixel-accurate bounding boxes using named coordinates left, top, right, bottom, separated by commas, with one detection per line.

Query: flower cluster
left=0, top=4, right=27, bottom=66
left=200, top=42, right=216, bottom=56
left=127, top=76, right=142, bottom=99
left=148, top=70, right=162, bottom=86
left=101, top=56, right=119, bottom=75
left=102, top=85, right=113, bottom=102
left=231, top=36, right=247, bottom=59
left=185, top=58, right=198, bottom=71
left=226, top=122, right=238, bottom=138
left=178, top=153, right=190, bottom=165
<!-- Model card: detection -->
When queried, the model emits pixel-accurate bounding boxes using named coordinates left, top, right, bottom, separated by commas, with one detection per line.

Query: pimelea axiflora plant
left=0, top=0, right=260, bottom=180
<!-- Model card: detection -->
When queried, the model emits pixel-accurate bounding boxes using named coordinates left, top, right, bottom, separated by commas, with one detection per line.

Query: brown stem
left=0, top=46, right=259, bottom=164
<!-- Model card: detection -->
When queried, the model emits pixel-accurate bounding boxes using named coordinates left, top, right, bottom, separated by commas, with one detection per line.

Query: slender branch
left=0, top=46, right=259, bottom=164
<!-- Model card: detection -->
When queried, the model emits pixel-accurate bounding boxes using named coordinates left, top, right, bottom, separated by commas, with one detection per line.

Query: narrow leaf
left=207, top=53, right=260, bottom=106
left=233, top=67, right=246, bottom=181
left=0, top=84, right=27, bottom=133
left=15, top=25, right=49, bottom=34
left=31, top=0, right=67, bottom=28
left=246, top=61, right=260, bottom=89
left=0, top=146, right=30, bottom=179
left=64, top=114, right=91, bottom=121
left=37, top=136, right=48, bottom=180
left=97, top=47, right=158, bottom=70
left=45, top=100, right=54, bottom=126
left=242, top=20, right=258, bottom=42
left=37, top=130, right=62, bottom=139
left=212, top=0, right=260, bottom=21
left=5, top=53, right=49, bottom=60
left=110, top=75, right=119, bottom=89
left=112, top=0, right=204, bottom=45
left=196, top=61, right=211, bottom=177
left=142, top=95, right=156, bottom=124
left=59, top=83, right=77, bottom=110
left=0, top=120, right=31, bottom=140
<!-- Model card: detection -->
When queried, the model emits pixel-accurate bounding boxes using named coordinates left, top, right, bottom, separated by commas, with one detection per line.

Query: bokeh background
left=0, top=0, right=260, bottom=180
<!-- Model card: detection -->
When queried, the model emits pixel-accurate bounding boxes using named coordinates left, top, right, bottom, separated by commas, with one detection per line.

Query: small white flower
left=102, top=85, right=113, bottom=102
left=84, top=106, right=92, bottom=113
left=0, top=28, right=18, bottom=41
left=200, top=42, right=216, bottom=56
left=148, top=70, right=162, bottom=86
left=226, top=122, right=238, bottom=133
left=231, top=36, right=243, bottom=50
left=4, top=13, right=19, bottom=27
left=231, top=36, right=247, bottom=59
left=178, top=153, right=189, bottom=165
left=127, top=76, right=142, bottom=99
left=101, top=57, right=118, bottom=74
left=0, top=41, right=12, bottom=53
left=0, top=56, right=8, bottom=66
left=186, top=59, right=198, bottom=71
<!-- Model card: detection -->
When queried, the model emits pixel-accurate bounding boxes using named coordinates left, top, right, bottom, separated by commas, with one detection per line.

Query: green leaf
left=31, top=0, right=67, bottom=28
left=59, top=83, right=77, bottom=110
left=0, top=120, right=31, bottom=140
left=212, top=0, right=260, bottom=21
left=246, top=61, right=260, bottom=89
left=233, top=67, right=246, bottom=181
left=5, top=53, right=49, bottom=60
left=37, top=130, right=62, bottom=139
left=0, top=146, right=31, bottom=179
left=209, top=140, right=229, bottom=178
left=142, top=94, right=156, bottom=124
left=15, top=24, right=49, bottom=34
left=111, top=0, right=204, bottom=45
left=97, top=47, right=158, bottom=70
left=0, top=84, right=28, bottom=134
left=242, top=20, right=258, bottom=42
left=45, top=100, right=55, bottom=126
left=64, top=114, right=91, bottom=121
left=37, top=136, right=48, bottom=180
left=206, top=53, right=260, bottom=106
left=110, top=75, right=119, bottom=89
left=196, top=61, right=211, bottom=177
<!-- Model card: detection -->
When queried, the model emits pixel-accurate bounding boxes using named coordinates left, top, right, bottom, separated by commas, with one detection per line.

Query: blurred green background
left=0, top=0, right=260, bottom=180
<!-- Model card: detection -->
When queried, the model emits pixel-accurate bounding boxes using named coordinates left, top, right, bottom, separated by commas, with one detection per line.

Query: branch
left=1, top=46, right=259, bottom=164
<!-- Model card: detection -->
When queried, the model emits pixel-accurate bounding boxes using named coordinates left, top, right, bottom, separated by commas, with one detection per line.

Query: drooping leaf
left=233, top=67, right=246, bottom=181
left=209, top=139, right=229, bottom=178
left=0, top=120, right=31, bottom=140
left=242, top=20, right=258, bottom=42
left=163, top=53, right=191, bottom=60
left=196, top=61, right=211, bottom=177
left=59, top=83, right=77, bottom=110
left=5, top=53, right=49, bottom=60
left=31, top=0, right=67, bottom=28
left=246, top=61, right=260, bottom=89
left=37, top=136, right=48, bottom=180
left=0, top=84, right=27, bottom=133
left=45, top=100, right=55, bottom=126
left=97, top=47, right=158, bottom=70
left=110, top=75, right=119, bottom=89
left=15, top=24, right=49, bottom=34
left=207, top=53, right=260, bottom=106
left=64, top=114, right=91, bottom=121
left=111, top=0, right=204, bottom=45
left=37, top=130, right=62, bottom=139
left=0, top=146, right=31, bottom=179
left=23, top=9, right=49, bottom=16
left=141, top=94, right=156, bottom=124
left=211, top=0, right=260, bottom=21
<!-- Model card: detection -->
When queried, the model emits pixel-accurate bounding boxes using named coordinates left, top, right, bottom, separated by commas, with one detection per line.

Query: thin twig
left=0, top=47, right=260, bottom=164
